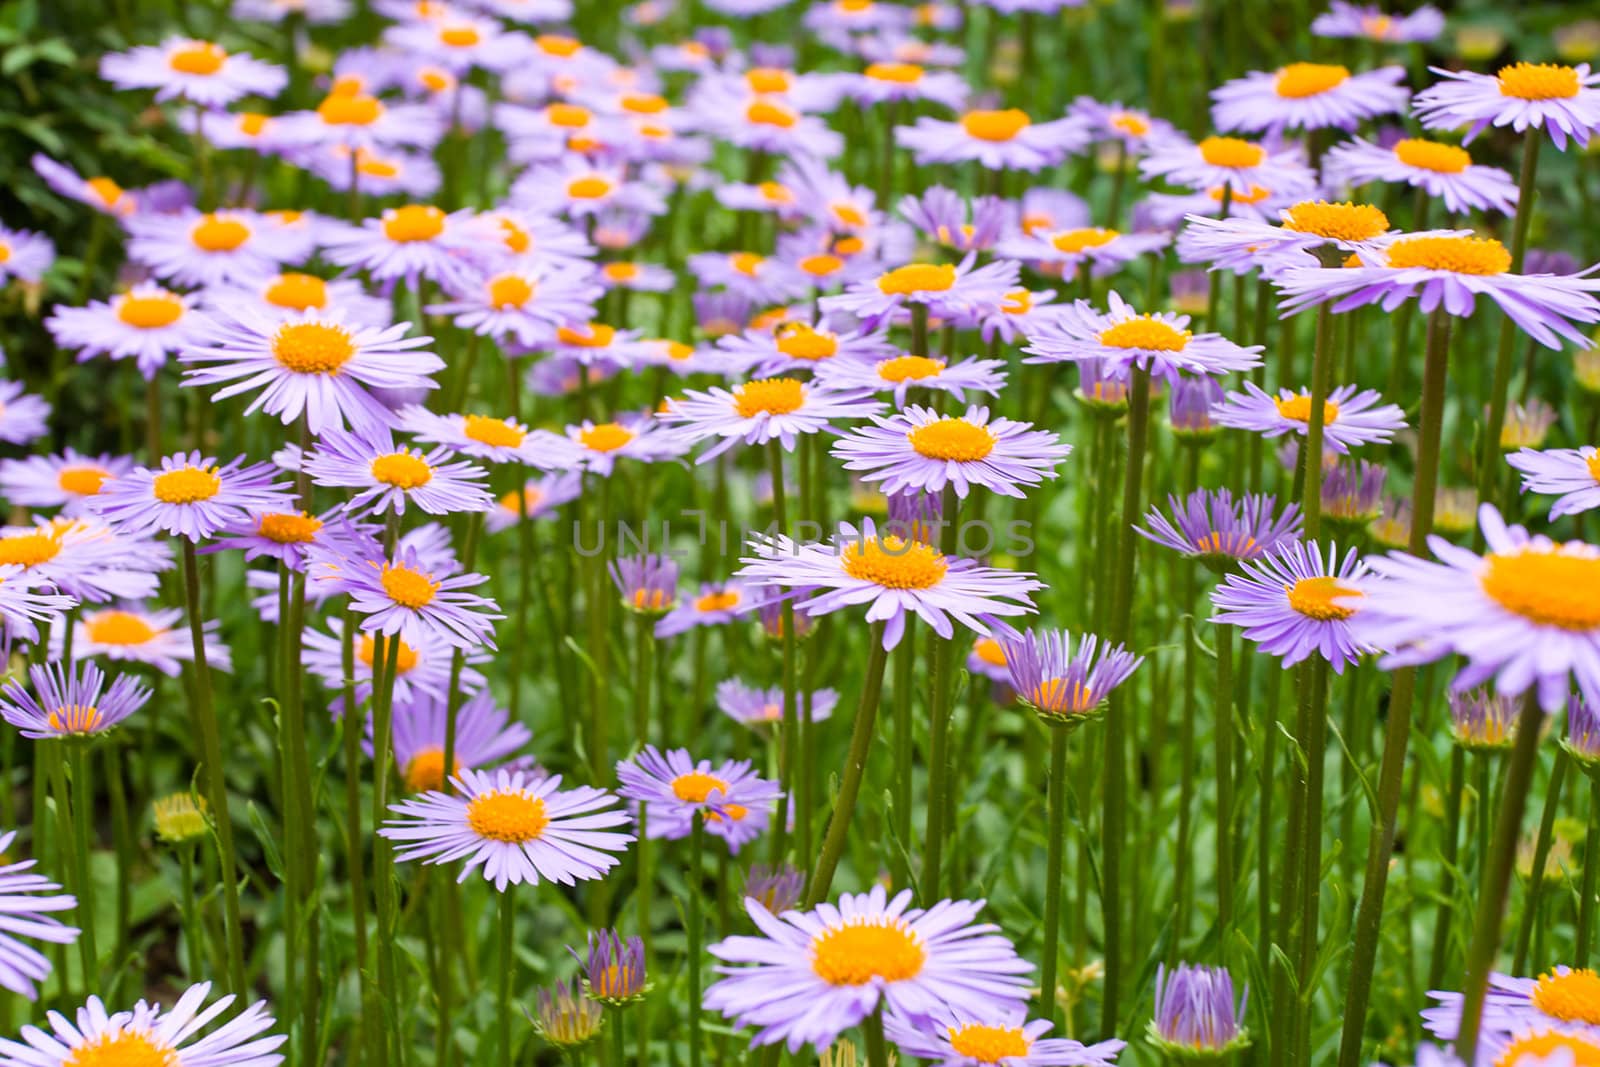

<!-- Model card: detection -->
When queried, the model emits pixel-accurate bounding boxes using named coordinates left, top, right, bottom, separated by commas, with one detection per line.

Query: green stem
left=340, top=610, right=373, bottom=1064
left=891, top=637, right=915, bottom=888
left=1427, top=746, right=1466, bottom=989
left=863, top=1004, right=888, bottom=1067
left=767, top=442, right=798, bottom=864
left=498, top=889, right=515, bottom=1067
left=178, top=845, right=203, bottom=979
left=1214, top=624, right=1235, bottom=937
left=1295, top=658, right=1330, bottom=1056
left=1039, top=725, right=1069, bottom=1027
left=922, top=487, right=961, bottom=902
left=66, top=741, right=98, bottom=986
left=688, top=818, right=705, bottom=1067
left=1579, top=775, right=1600, bottom=967
left=1302, top=303, right=1335, bottom=539
left=1512, top=747, right=1569, bottom=972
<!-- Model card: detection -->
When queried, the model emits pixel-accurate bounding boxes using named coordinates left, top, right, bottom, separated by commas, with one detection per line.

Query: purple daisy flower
left=396, top=406, right=585, bottom=468
left=1352, top=504, right=1600, bottom=710
left=1138, top=489, right=1303, bottom=569
left=1148, top=963, right=1251, bottom=1058
left=655, top=580, right=747, bottom=638
left=1210, top=540, right=1373, bottom=672
left=715, top=679, right=838, bottom=729
left=1323, top=458, right=1388, bottom=531
left=65, top=603, right=231, bottom=677
left=304, top=616, right=487, bottom=712
left=1211, top=382, right=1405, bottom=454
left=1424, top=966, right=1600, bottom=1044
left=380, top=689, right=531, bottom=793
left=1140, top=135, right=1319, bottom=197
left=1447, top=688, right=1520, bottom=750
left=1506, top=446, right=1600, bottom=520
left=895, top=109, right=1091, bottom=171
left=1168, top=376, right=1227, bottom=440
left=898, top=187, right=1011, bottom=254
left=1323, top=136, right=1519, bottom=216
left=313, top=538, right=501, bottom=651
left=742, top=864, right=806, bottom=915
left=705, top=886, right=1032, bottom=1053
left=485, top=472, right=583, bottom=535
left=993, top=226, right=1170, bottom=279
left=100, top=38, right=285, bottom=107
left=511, top=158, right=668, bottom=220
left=301, top=144, right=441, bottom=200
left=1211, top=63, right=1409, bottom=135
left=1413, top=63, right=1600, bottom=151
left=1312, top=2, right=1443, bottom=43
left=206, top=507, right=348, bottom=570
left=0, top=570, right=72, bottom=653
left=0, top=829, right=77, bottom=1000
left=0, top=518, right=164, bottom=604
left=1000, top=627, right=1143, bottom=723
left=125, top=209, right=300, bottom=288
left=283, top=88, right=445, bottom=152
left=736, top=517, right=1041, bottom=650
left=718, top=322, right=896, bottom=379
left=0, top=661, right=150, bottom=740
left=832, top=404, right=1069, bottom=499
left=821, top=254, right=1019, bottom=330
left=688, top=251, right=811, bottom=306
left=610, top=553, right=679, bottom=615
left=427, top=265, right=602, bottom=348
left=384, top=15, right=525, bottom=74
left=380, top=767, right=632, bottom=891
left=837, top=62, right=969, bottom=110
left=566, top=415, right=685, bottom=477
left=0, top=228, right=52, bottom=286
left=0, top=984, right=285, bottom=1066
left=692, top=91, right=843, bottom=158
left=1070, top=96, right=1177, bottom=156
left=322, top=205, right=480, bottom=290
left=815, top=352, right=1007, bottom=408
left=46, top=284, right=205, bottom=381
left=659, top=377, right=884, bottom=461
left=1177, top=200, right=1394, bottom=274
left=0, top=382, right=51, bottom=447
left=303, top=426, right=493, bottom=517
left=1144, top=184, right=1298, bottom=232
left=90, top=451, right=294, bottom=543
left=1023, top=290, right=1262, bottom=383
left=31, top=154, right=138, bottom=219
left=181, top=306, right=442, bottom=436
left=616, top=746, right=783, bottom=854
left=888, top=1004, right=1125, bottom=1066
left=0, top=451, right=132, bottom=518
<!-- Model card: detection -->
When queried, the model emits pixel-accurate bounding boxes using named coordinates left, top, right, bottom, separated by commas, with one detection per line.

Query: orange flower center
left=58, top=466, right=110, bottom=496
left=558, top=323, right=616, bottom=348
left=623, top=93, right=668, bottom=114
left=774, top=323, right=838, bottom=361
left=671, top=771, right=731, bottom=803
left=88, top=177, right=125, bottom=209
left=567, top=175, right=613, bottom=199
left=169, top=43, right=226, bottom=75
left=580, top=423, right=634, bottom=452
left=152, top=466, right=221, bottom=504
left=1110, top=111, right=1151, bottom=136
left=972, top=637, right=1007, bottom=666
left=61, top=1029, right=175, bottom=1067
left=486, top=273, right=535, bottom=309
left=1273, top=393, right=1340, bottom=424
left=273, top=322, right=355, bottom=374
left=1492, top=1031, right=1600, bottom=1067
left=1498, top=62, right=1582, bottom=100
left=438, top=24, right=480, bottom=47
left=1393, top=138, right=1471, bottom=174
left=878, top=262, right=956, bottom=295
left=318, top=92, right=383, bottom=125
left=1099, top=315, right=1191, bottom=351
left=746, top=99, right=798, bottom=128
left=358, top=634, right=419, bottom=673
left=236, top=113, right=270, bottom=136
left=1198, top=136, right=1266, bottom=168
left=1029, top=677, right=1100, bottom=714
left=380, top=563, right=439, bottom=608
left=1285, top=576, right=1360, bottom=620
left=960, top=108, right=1031, bottom=141
left=745, top=68, right=791, bottom=93
left=370, top=453, right=433, bottom=489
left=546, top=103, right=591, bottom=128
left=463, top=415, right=526, bottom=448
left=810, top=918, right=927, bottom=985
left=85, top=611, right=157, bottom=646
left=948, top=1024, right=1030, bottom=1063
left=382, top=205, right=445, bottom=243
left=864, top=62, right=924, bottom=83
left=798, top=254, right=844, bottom=278
left=1386, top=235, right=1511, bottom=275
left=403, top=748, right=462, bottom=793
left=1480, top=547, right=1600, bottom=630
left=0, top=529, right=62, bottom=567
left=734, top=378, right=805, bottom=418
left=191, top=214, right=250, bottom=252
left=603, top=262, right=640, bottom=282
left=1531, top=969, right=1600, bottom=1026
left=840, top=536, right=948, bottom=589
left=265, top=273, right=329, bottom=311
left=1275, top=62, right=1350, bottom=97
left=536, top=34, right=582, bottom=57
left=696, top=590, right=741, bottom=613
left=466, top=791, right=549, bottom=842
left=257, top=512, right=322, bottom=544
left=1281, top=200, right=1389, bottom=242
left=877, top=355, right=945, bottom=382
left=1209, top=183, right=1272, bottom=204
left=117, top=292, right=184, bottom=329
left=1051, top=227, right=1119, bottom=254
left=1587, top=453, right=1600, bottom=485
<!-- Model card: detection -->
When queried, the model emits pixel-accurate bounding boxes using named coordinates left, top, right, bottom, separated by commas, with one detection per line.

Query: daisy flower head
left=548, top=321, right=656, bottom=370
left=384, top=690, right=530, bottom=793
left=90, top=451, right=293, bottom=543
left=0, top=828, right=77, bottom=999
left=1211, top=382, right=1405, bottom=455
left=486, top=472, right=583, bottom=535
left=1413, top=63, right=1600, bottom=151
left=974, top=287, right=1064, bottom=346
left=208, top=271, right=391, bottom=327
left=1137, top=489, right=1303, bottom=571
left=314, top=539, right=501, bottom=651
left=204, top=108, right=312, bottom=153
left=45, top=284, right=204, bottom=381
left=687, top=251, right=810, bottom=306
left=1070, top=96, right=1178, bottom=156
left=659, top=377, right=885, bottom=462
left=397, top=406, right=584, bottom=469
left=994, top=225, right=1170, bottom=279
left=888, top=1004, right=1126, bottom=1067
left=1446, top=688, right=1521, bottom=751
left=742, top=863, right=806, bottom=916
left=898, top=186, right=1011, bottom=254
left=31, top=155, right=137, bottom=218
left=1168, top=375, right=1227, bottom=440
left=1000, top=627, right=1142, bottom=728
left=566, top=415, right=684, bottom=476
left=1424, top=967, right=1600, bottom=1044
left=1142, top=182, right=1298, bottom=233
left=820, top=254, right=1018, bottom=331
left=716, top=679, right=838, bottom=729
left=0, top=382, right=51, bottom=447
left=305, top=426, right=491, bottom=518
left=303, top=144, right=442, bottom=200
left=1210, top=63, right=1409, bottom=135
left=1354, top=504, right=1600, bottom=710
left=1566, top=696, right=1600, bottom=769
left=655, top=580, right=747, bottom=638
left=1322, top=458, right=1388, bottom=536
left=736, top=517, right=1041, bottom=650
left=1507, top=446, right=1600, bottom=520
left=610, top=553, right=678, bottom=616
left=323, top=205, right=480, bottom=290
left=66, top=603, right=231, bottom=676
left=0, top=451, right=132, bottom=517
left=512, top=158, right=669, bottom=220
left=383, top=14, right=525, bottom=73
left=966, top=634, right=1012, bottom=684
left=100, top=38, right=286, bottom=107
left=816, top=352, right=1007, bottom=408
left=1148, top=963, right=1251, bottom=1059
left=837, top=61, right=969, bottom=109
left=1139, top=134, right=1318, bottom=196
left=616, top=746, right=783, bottom=854
left=1177, top=200, right=1393, bottom=274
left=0, top=517, right=164, bottom=604
left=287, top=85, right=445, bottom=151
left=895, top=108, right=1091, bottom=171
left=1211, top=540, right=1373, bottom=672
left=1023, top=290, right=1263, bottom=383
left=379, top=767, right=631, bottom=891
left=125, top=209, right=299, bottom=288
left=1312, top=2, right=1444, bottom=43
left=1499, top=399, right=1559, bottom=451
left=689, top=89, right=844, bottom=159
left=718, top=322, right=896, bottom=379
left=705, top=885, right=1032, bottom=1053
left=0, top=660, right=150, bottom=740
left=833, top=404, right=1068, bottom=500
left=304, top=616, right=486, bottom=712
left=0, top=228, right=52, bottom=286
left=1323, top=136, right=1519, bottom=216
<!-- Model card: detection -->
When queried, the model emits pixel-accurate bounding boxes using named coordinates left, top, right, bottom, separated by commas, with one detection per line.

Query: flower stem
left=1214, top=623, right=1236, bottom=937
left=1039, top=724, right=1069, bottom=1027
left=1512, top=747, right=1568, bottom=972
left=340, top=609, right=373, bottom=1063
left=498, top=889, right=515, bottom=1067
left=1427, top=746, right=1466, bottom=989
left=688, top=817, right=705, bottom=1067
left=864, top=1004, right=889, bottom=1067
left=767, top=442, right=798, bottom=864
left=178, top=844, right=203, bottom=979
left=1301, top=304, right=1335, bottom=539
left=1295, top=657, right=1330, bottom=1057
left=1579, top=774, right=1600, bottom=967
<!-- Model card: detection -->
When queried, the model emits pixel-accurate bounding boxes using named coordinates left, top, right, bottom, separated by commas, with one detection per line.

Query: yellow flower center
left=774, top=323, right=838, bottom=360
left=569, top=174, right=614, bottom=199
left=1029, top=677, right=1099, bottom=713
left=878, top=262, right=956, bottom=295
left=498, top=487, right=544, bottom=515
left=603, top=262, right=640, bottom=283
left=695, top=590, right=741, bottom=613
left=1360, top=14, right=1393, bottom=38
left=1051, top=227, right=1119, bottom=254
left=908, top=417, right=996, bottom=461
left=580, top=423, right=634, bottom=452
left=438, top=24, right=480, bottom=46
left=1198, top=136, right=1266, bottom=168
left=88, top=177, right=125, bottom=209
left=257, top=512, right=322, bottom=544
left=1493, top=1031, right=1600, bottom=1067
left=1587, top=453, right=1600, bottom=484
left=273, top=322, right=355, bottom=375
left=486, top=273, right=535, bottom=309
left=948, top=1024, right=1031, bottom=1063
left=62, top=1029, right=175, bottom=1067
left=382, top=205, right=445, bottom=243
left=1099, top=315, right=1191, bottom=351
left=671, top=771, right=731, bottom=803
left=370, top=453, right=433, bottom=489
left=169, top=43, right=225, bottom=75
left=746, top=99, right=798, bottom=128
left=1275, top=62, right=1350, bottom=97
left=810, top=918, right=927, bottom=985
left=403, top=748, right=461, bottom=793
left=1281, top=200, right=1389, bottom=242
left=355, top=152, right=400, bottom=179
left=58, top=466, right=110, bottom=496
left=877, top=355, right=945, bottom=382
left=466, top=791, right=549, bottom=842
left=1498, top=62, right=1582, bottom=100
left=746, top=68, right=792, bottom=93
left=0, top=530, right=61, bottom=567
left=546, top=103, right=591, bottom=128
left=265, top=273, right=328, bottom=311
left=1002, top=289, right=1033, bottom=314
left=190, top=214, right=250, bottom=252
left=734, top=377, right=806, bottom=418
left=152, top=466, right=221, bottom=504
left=1274, top=393, right=1340, bottom=424
left=1531, top=969, right=1600, bottom=1025
left=536, top=34, right=582, bottom=57
left=47, top=705, right=102, bottom=734
left=358, top=634, right=419, bottom=673
left=1285, top=576, right=1360, bottom=620
left=1386, top=235, right=1511, bottom=275
left=418, top=68, right=453, bottom=93
left=558, top=323, right=616, bottom=348
left=1111, top=111, right=1151, bottom=136
left=1480, top=548, right=1600, bottom=630
left=798, top=253, right=845, bottom=278
left=318, top=91, right=383, bottom=125
left=623, top=93, right=668, bottom=114
left=840, top=536, right=949, bottom=589
left=460, top=415, right=524, bottom=449
left=730, top=252, right=765, bottom=277
left=85, top=611, right=157, bottom=646
left=865, top=62, right=924, bottom=83
left=116, top=292, right=184, bottom=329
left=960, top=108, right=1031, bottom=141
left=1393, top=138, right=1471, bottom=174
left=973, top=637, right=1007, bottom=666
left=380, top=563, right=439, bottom=608
left=1209, top=183, right=1272, bottom=204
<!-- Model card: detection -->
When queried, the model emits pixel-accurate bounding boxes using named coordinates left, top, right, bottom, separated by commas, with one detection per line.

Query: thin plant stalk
left=1038, top=723, right=1072, bottom=1028
left=688, top=817, right=706, bottom=1067
left=497, top=889, right=515, bottom=1067
left=921, top=485, right=960, bottom=901
left=767, top=442, right=798, bottom=863
left=1301, top=303, right=1335, bottom=539
left=1512, top=747, right=1569, bottom=972
left=1214, top=624, right=1235, bottom=937
left=1578, top=774, right=1600, bottom=966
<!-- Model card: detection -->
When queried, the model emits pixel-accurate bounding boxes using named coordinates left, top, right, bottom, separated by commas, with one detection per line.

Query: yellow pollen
left=1285, top=576, right=1360, bottom=620
left=257, top=512, right=322, bottom=544
left=499, top=218, right=531, bottom=254
left=355, top=152, right=400, bottom=179
left=1386, top=234, right=1511, bottom=275
left=960, top=108, right=1031, bottom=141
left=558, top=323, right=616, bottom=347
left=61, top=1029, right=176, bottom=1067
left=567, top=175, right=612, bottom=199
left=948, top=1024, right=1031, bottom=1063
left=438, top=24, right=480, bottom=46
left=370, top=453, right=433, bottom=489
left=973, top=637, right=1007, bottom=667
left=774, top=323, right=838, bottom=360
left=536, top=34, right=582, bottom=57
left=465, top=791, right=549, bottom=842
left=1281, top=200, right=1389, bottom=242
left=1002, top=289, right=1034, bottom=314
left=1099, top=315, right=1191, bottom=351
left=707, top=803, right=748, bottom=823
left=403, top=748, right=462, bottom=792
left=546, top=103, right=591, bottom=128
left=1275, top=62, right=1350, bottom=97
left=169, top=42, right=226, bottom=75
left=799, top=254, right=844, bottom=278
left=834, top=235, right=866, bottom=256
left=87, top=177, right=125, bottom=211
left=623, top=93, right=668, bottom=114
left=463, top=415, right=526, bottom=449
left=810, top=918, right=927, bottom=985
left=1361, top=14, right=1393, bottom=38
left=731, top=252, right=765, bottom=276
left=878, top=262, right=956, bottom=295
left=603, top=262, right=640, bottom=282
left=318, top=92, right=383, bottom=125
left=1110, top=112, right=1151, bottom=136
left=840, top=536, right=949, bottom=589
left=358, top=634, right=419, bottom=673
left=0, top=530, right=62, bottom=568
left=1588, top=453, right=1600, bottom=484
left=85, top=611, right=157, bottom=646
left=839, top=0, right=873, bottom=10
left=864, top=62, right=924, bottom=82
left=745, top=68, right=791, bottom=93
left=418, top=68, right=453, bottom=93
left=382, top=205, right=445, bottom=243
left=1480, top=548, right=1600, bottom=630
left=1273, top=393, right=1340, bottom=424
left=236, top=112, right=269, bottom=136
left=486, top=273, right=535, bottom=309
left=1393, top=138, right=1471, bottom=174
left=1030, top=677, right=1098, bottom=714
left=734, top=378, right=806, bottom=418
left=1198, top=136, right=1266, bottom=168
left=671, top=771, right=731, bottom=803
left=746, top=99, right=797, bottom=128
left=152, top=466, right=221, bottom=504
left=580, top=423, right=635, bottom=452
left=632, top=588, right=670, bottom=611
left=1051, top=227, right=1119, bottom=254
left=47, top=705, right=103, bottom=734
left=1493, top=1031, right=1600, bottom=1067
left=1532, top=969, right=1600, bottom=1025
left=757, top=181, right=794, bottom=204
left=116, top=292, right=184, bottom=329
left=380, top=563, right=439, bottom=608
left=190, top=214, right=250, bottom=252
left=58, top=466, right=110, bottom=496
left=1498, top=62, right=1582, bottom=100
left=833, top=202, right=867, bottom=228
left=272, top=322, right=355, bottom=375
left=695, top=590, right=741, bottom=613
left=265, top=273, right=328, bottom=311
left=878, top=355, right=946, bottom=382
left=1208, top=183, right=1272, bottom=204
